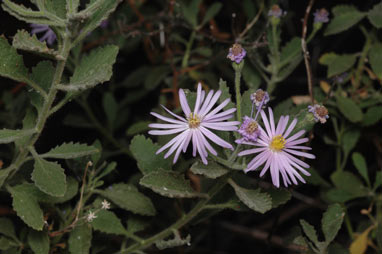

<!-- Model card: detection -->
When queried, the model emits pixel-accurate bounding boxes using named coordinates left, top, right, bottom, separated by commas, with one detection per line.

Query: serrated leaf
left=63, top=45, right=118, bottom=91
left=0, top=129, right=35, bottom=144
left=327, top=54, right=357, bottom=78
left=12, top=30, right=59, bottom=58
left=42, top=142, right=99, bottom=159
left=325, top=5, right=366, bottom=36
left=336, top=95, right=363, bottom=123
left=322, top=203, right=344, bottom=244
left=369, top=44, right=382, bottom=80
left=0, top=218, right=16, bottom=240
left=330, top=171, right=368, bottom=198
left=218, top=78, right=235, bottom=109
left=31, top=157, right=66, bottom=197
left=130, top=135, right=172, bottom=175
left=266, top=189, right=291, bottom=208
left=349, top=225, right=373, bottom=254
left=300, top=219, right=319, bottom=246
left=229, top=180, right=272, bottom=214
left=140, top=169, right=204, bottom=198
left=9, top=185, right=44, bottom=231
left=362, top=106, right=382, bottom=126
left=0, top=167, right=13, bottom=189
left=91, top=210, right=127, bottom=235
left=68, top=224, right=92, bottom=254
left=27, top=230, right=49, bottom=254
left=29, top=61, right=54, bottom=113
left=0, top=36, right=27, bottom=83
left=200, top=2, right=222, bottom=27
left=99, top=183, right=156, bottom=216
left=352, top=152, right=370, bottom=186
left=190, top=161, right=228, bottom=179
left=368, top=2, right=382, bottom=28
left=144, top=65, right=171, bottom=91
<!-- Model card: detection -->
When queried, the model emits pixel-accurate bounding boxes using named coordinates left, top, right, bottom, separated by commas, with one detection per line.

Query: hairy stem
left=235, top=65, right=242, bottom=121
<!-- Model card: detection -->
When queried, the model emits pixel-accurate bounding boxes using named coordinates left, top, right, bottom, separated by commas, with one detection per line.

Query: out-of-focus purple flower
left=30, top=24, right=56, bottom=45
left=250, top=89, right=269, bottom=108
left=149, top=83, right=240, bottom=165
left=333, top=72, right=348, bottom=84
left=227, top=43, right=246, bottom=64
left=313, top=8, right=329, bottom=23
left=308, top=104, right=329, bottom=124
left=238, top=108, right=315, bottom=188
left=236, top=116, right=261, bottom=144
left=100, top=20, right=109, bottom=29
left=268, top=4, right=285, bottom=18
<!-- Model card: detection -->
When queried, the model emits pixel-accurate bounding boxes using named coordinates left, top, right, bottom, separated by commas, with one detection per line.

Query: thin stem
left=354, top=26, right=371, bottom=89
left=238, top=1, right=264, bottom=39
left=235, top=65, right=242, bottom=121
left=344, top=209, right=354, bottom=240
left=181, top=30, right=196, bottom=69
left=25, top=78, right=48, bottom=99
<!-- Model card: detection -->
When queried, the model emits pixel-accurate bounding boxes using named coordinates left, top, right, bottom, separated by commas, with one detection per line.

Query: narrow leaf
left=322, top=203, right=344, bottom=244
left=27, top=230, right=49, bottom=254
left=42, top=142, right=99, bottom=159
left=300, top=219, right=319, bottom=246
left=190, top=161, right=228, bottom=179
left=91, top=210, right=127, bottom=235
left=0, top=129, right=35, bottom=144
left=140, top=169, right=205, bottom=198
left=68, top=224, right=92, bottom=254
left=31, top=158, right=67, bottom=197
left=352, top=152, right=370, bottom=186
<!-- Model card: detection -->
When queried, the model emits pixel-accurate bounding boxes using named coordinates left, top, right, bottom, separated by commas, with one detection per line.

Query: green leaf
left=324, top=5, right=366, bottom=36
left=68, top=224, right=92, bottom=254
left=91, top=210, right=127, bottom=235
left=352, top=152, right=370, bottom=186
left=376, top=223, right=382, bottom=250
left=322, top=203, right=344, bottom=244
left=143, top=65, right=171, bottom=91
left=0, top=218, right=17, bottom=241
left=368, top=2, right=382, bottom=28
left=64, top=45, right=119, bottom=91
left=0, top=129, right=35, bottom=144
left=326, top=188, right=358, bottom=203
left=327, top=54, right=357, bottom=78
left=0, top=236, right=16, bottom=251
left=9, top=185, right=44, bottom=231
left=242, top=64, right=261, bottom=89
left=181, top=0, right=202, bottom=27
left=229, top=180, right=272, bottom=214
left=304, top=167, right=331, bottom=187
left=369, top=44, right=382, bottom=80
left=342, top=129, right=361, bottom=158
left=374, top=171, right=382, bottom=190
left=280, top=37, right=302, bottom=67
left=200, top=2, right=222, bottom=27
left=29, top=61, right=54, bottom=113
left=190, top=161, right=228, bottom=179
left=266, top=189, right=291, bottom=208
left=27, top=230, right=49, bottom=254
left=140, top=169, right=204, bottom=198
left=300, top=219, right=319, bottom=246
left=122, top=66, right=150, bottom=88
left=130, top=135, right=172, bottom=175
left=336, top=95, right=363, bottom=123
left=240, top=89, right=255, bottom=119
left=330, top=170, right=368, bottom=197
left=103, top=92, right=118, bottom=130
left=193, top=47, right=212, bottom=57
left=31, top=157, right=66, bottom=197
left=362, top=106, right=382, bottom=126
left=41, top=142, right=99, bottom=159
left=98, top=183, right=156, bottom=216
left=12, top=30, right=60, bottom=59
left=127, top=217, right=149, bottom=233
left=126, top=121, right=151, bottom=136
left=218, top=78, right=235, bottom=109
left=319, top=52, right=338, bottom=65
left=0, top=168, right=13, bottom=189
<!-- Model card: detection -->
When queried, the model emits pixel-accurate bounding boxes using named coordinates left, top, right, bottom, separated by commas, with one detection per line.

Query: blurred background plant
left=0, top=0, right=381, bottom=253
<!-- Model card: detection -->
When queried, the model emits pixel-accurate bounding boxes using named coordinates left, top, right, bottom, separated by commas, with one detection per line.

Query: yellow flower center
left=188, top=113, right=201, bottom=128
left=269, top=134, right=286, bottom=152
left=245, top=121, right=258, bottom=134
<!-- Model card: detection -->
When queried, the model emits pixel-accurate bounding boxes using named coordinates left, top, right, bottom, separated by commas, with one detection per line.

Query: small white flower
left=101, top=199, right=111, bottom=210
left=87, top=211, right=97, bottom=222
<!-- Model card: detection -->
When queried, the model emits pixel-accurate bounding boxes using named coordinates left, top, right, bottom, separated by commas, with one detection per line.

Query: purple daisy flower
left=149, top=83, right=240, bottom=165
left=227, top=43, right=246, bottom=64
left=30, top=24, right=56, bottom=45
left=313, top=8, right=329, bottom=23
left=238, top=108, right=315, bottom=188
left=308, top=104, right=329, bottom=124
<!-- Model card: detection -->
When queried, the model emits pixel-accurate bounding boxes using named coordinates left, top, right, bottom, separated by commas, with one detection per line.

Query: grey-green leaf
left=126, top=121, right=151, bottom=136
left=0, top=218, right=17, bottom=241
left=266, top=189, right=292, bottom=208
left=9, top=185, right=44, bottom=231
left=369, top=44, right=382, bottom=80
left=336, top=95, right=363, bottom=123
left=190, top=161, right=228, bottom=179
left=12, top=30, right=59, bottom=58
left=324, top=5, right=366, bottom=36
left=322, top=204, right=344, bottom=243
left=362, top=106, right=382, bottom=126
left=368, top=2, right=382, bottom=28
left=68, top=224, right=92, bottom=254
left=229, top=180, right=272, bottom=214
left=91, top=210, right=127, bottom=235
left=27, top=230, right=49, bottom=254
left=330, top=170, right=368, bottom=197
left=327, top=54, right=357, bottom=78
left=65, top=45, right=119, bottom=91
left=0, top=35, right=28, bottom=83
left=342, top=129, right=360, bottom=158
left=300, top=219, right=319, bottom=246
left=42, top=142, right=99, bottom=159
left=31, top=158, right=67, bottom=197
left=140, top=169, right=204, bottom=198
left=130, top=135, right=172, bottom=175
left=352, top=152, right=370, bottom=186
left=98, top=183, right=156, bottom=216
left=0, top=129, right=35, bottom=144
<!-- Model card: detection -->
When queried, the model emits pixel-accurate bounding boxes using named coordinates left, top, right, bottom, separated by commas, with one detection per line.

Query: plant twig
left=238, top=1, right=264, bottom=40
left=301, top=0, right=315, bottom=104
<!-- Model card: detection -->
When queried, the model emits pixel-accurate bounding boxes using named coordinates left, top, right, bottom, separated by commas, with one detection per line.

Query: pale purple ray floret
left=149, top=83, right=240, bottom=165
left=30, top=24, right=56, bottom=45
left=238, top=108, right=315, bottom=188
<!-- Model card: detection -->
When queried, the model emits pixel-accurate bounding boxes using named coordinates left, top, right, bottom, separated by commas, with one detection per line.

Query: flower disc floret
left=227, top=43, right=246, bottom=64
left=238, top=108, right=315, bottom=188
left=149, top=83, right=240, bottom=165
left=236, top=116, right=261, bottom=144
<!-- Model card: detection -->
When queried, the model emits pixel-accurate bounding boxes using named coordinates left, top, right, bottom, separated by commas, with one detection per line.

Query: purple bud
left=308, top=104, right=329, bottom=124
left=227, top=43, right=246, bottom=64
left=313, top=8, right=329, bottom=23
left=250, top=89, right=269, bottom=108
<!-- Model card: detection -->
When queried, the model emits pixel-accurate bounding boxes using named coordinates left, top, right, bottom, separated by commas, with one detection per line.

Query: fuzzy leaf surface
left=27, top=230, right=49, bottom=254
left=190, top=161, right=228, bottom=179
left=336, top=95, right=363, bottom=123
left=322, top=203, right=344, bottom=243
left=12, top=30, right=59, bottom=58
left=91, top=210, right=127, bottom=235
left=266, top=189, right=292, bottom=208
left=325, top=5, right=365, bottom=35
left=300, top=219, right=319, bottom=246
left=68, top=224, right=92, bottom=254
left=42, top=142, right=99, bottom=159
left=0, top=129, right=35, bottom=144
